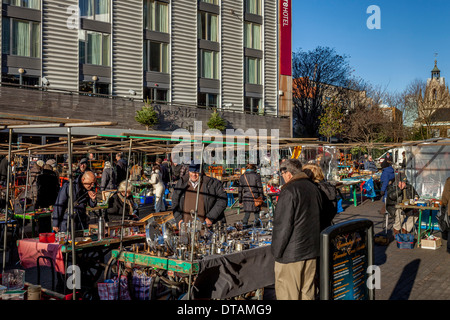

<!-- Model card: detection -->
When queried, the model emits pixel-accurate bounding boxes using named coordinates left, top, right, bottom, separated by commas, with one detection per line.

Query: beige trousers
left=274, top=258, right=317, bottom=300
left=393, top=208, right=418, bottom=232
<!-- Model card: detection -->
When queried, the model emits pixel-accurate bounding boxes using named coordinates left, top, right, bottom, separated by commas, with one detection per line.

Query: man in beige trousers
left=271, top=159, right=323, bottom=300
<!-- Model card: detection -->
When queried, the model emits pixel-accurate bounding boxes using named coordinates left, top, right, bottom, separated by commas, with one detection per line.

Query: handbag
left=244, top=174, right=263, bottom=207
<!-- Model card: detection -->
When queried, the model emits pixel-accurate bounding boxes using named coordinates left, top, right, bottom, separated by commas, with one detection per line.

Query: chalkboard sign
left=320, top=219, right=374, bottom=300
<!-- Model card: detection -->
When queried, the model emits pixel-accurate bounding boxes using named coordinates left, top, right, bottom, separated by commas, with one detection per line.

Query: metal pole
left=116, top=139, right=132, bottom=300
left=21, top=150, right=31, bottom=239
left=2, top=129, right=12, bottom=273
left=119, top=139, right=133, bottom=252
left=67, top=127, right=76, bottom=300
left=187, top=143, right=205, bottom=300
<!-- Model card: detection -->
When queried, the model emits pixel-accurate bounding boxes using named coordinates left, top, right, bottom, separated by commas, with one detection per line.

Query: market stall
left=0, top=113, right=117, bottom=300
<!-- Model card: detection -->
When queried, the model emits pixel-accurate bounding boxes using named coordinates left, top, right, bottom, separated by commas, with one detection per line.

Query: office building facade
left=1, top=0, right=292, bottom=136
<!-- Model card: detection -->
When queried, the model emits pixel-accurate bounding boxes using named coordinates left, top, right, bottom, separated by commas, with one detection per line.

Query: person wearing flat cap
left=385, top=172, right=419, bottom=235
left=74, top=158, right=92, bottom=179
left=171, top=160, right=227, bottom=229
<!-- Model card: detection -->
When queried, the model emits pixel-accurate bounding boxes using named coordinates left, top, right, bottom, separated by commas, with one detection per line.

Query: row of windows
left=2, top=0, right=262, bottom=45
left=2, top=0, right=262, bottom=17
left=1, top=21, right=261, bottom=85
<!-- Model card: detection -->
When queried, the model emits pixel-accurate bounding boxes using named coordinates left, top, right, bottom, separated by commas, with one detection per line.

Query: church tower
left=424, top=59, right=448, bottom=103
left=417, top=59, right=450, bottom=138
left=431, top=59, right=441, bottom=80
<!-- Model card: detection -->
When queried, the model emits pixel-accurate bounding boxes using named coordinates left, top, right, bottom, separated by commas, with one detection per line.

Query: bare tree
left=292, top=46, right=353, bottom=138
left=341, top=80, right=394, bottom=147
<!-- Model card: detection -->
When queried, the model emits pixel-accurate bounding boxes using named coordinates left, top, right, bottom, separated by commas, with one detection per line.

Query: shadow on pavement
left=388, top=258, right=421, bottom=300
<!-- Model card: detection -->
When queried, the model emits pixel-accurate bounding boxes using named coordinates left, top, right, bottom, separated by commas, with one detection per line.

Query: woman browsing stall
left=106, top=180, right=139, bottom=222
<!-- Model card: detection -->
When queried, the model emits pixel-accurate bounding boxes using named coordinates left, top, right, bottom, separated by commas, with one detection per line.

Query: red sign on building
left=279, top=0, right=292, bottom=76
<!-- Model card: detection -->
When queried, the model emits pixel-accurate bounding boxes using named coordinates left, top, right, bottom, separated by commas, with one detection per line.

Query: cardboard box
left=421, top=237, right=442, bottom=250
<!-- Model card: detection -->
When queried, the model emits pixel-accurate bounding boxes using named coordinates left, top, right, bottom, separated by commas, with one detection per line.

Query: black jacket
left=239, top=170, right=264, bottom=213
left=172, top=174, right=227, bottom=224
left=101, top=167, right=116, bottom=191
left=316, top=180, right=338, bottom=231
left=115, top=159, right=127, bottom=185
left=0, top=157, right=8, bottom=182
left=52, top=175, right=97, bottom=232
left=106, top=192, right=138, bottom=222
left=271, top=172, right=322, bottom=264
left=35, top=169, right=60, bottom=209
left=385, top=182, right=418, bottom=217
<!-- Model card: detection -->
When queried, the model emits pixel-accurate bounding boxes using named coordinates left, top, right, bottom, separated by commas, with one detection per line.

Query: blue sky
left=291, top=0, right=450, bottom=94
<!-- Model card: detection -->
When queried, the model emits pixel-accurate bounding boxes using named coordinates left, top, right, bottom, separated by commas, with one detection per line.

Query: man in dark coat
left=0, top=155, right=8, bottom=186
left=52, top=171, right=97, bottom=232
left=239, top=164, right=264, bottom=226
left=271, top=159, right=322, bottom=300
left=36, top=164, right=60, bottom=209
left=380, top=160, right=395, bottom=201
left=172, top=161, right=227, bottom=228
left=35, top=164, right=60, bottom=232
left=115, top=153, right=128, bottom=185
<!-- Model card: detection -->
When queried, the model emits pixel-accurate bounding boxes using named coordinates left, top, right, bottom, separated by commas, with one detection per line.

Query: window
left=200, top=0, right=219, bottom=4
left=3, top=0, right=40, bottom=10
left=198, top=93, right=218, bottom=108
left=144, top=41, right=169, bottom=73
left=1, top=73, right=39, bottom=86
left=79, top=30, right=110, bottom=66
left=199, top=50, right=219, bottom=79
left=144, top=87, right=168, bottom=103
left=80, top=0, right=110, bottom=22
left=447, top=129, right=450, bottom=138
left=245, top=57, right=261, bottom=84
left=244, top=97, right=261, bottom=114
left=245, top=0, right=261, bottom=15
left=197, top=11, right=218, bottom=42
left=79, top=81, right=110, bottom=95
left=144, top=0, right=169, bottom=33
left=2, top=18, right=40, bottom=58
left=244, top=22, right=261, bottom=50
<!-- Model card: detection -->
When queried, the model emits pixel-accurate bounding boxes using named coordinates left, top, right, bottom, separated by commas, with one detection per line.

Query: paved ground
left=2, top=194, right=449, bottom=300
left=223, top=194, right=450, bottom=301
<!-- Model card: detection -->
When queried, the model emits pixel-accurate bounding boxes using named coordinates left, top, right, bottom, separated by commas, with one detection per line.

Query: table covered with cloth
left=190, top=245, right=275, bottom=299
left=17, top=238, right=66, bottom=274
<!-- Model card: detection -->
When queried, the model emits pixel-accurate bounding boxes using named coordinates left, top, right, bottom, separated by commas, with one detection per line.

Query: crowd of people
left=1, top=148, right=449, bottom=301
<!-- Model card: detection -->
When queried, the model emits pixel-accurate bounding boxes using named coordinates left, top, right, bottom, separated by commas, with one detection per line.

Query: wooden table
left=395, top=204, right=440, bottom=247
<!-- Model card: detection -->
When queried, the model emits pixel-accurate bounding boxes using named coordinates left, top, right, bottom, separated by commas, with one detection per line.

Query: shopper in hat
left=74, top=158, right=91, bottom=179
left=385, top=172, right=419, bottom=235
left=172, top=160, right=227, bottom=228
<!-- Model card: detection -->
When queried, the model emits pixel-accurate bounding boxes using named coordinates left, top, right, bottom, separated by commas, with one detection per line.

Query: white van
left=376, top=147, right=407, bottom=168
